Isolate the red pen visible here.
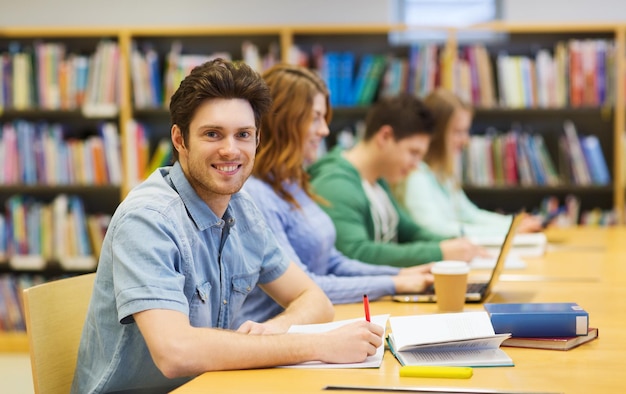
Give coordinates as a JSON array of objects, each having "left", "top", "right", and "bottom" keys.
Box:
[{"left": 363, "top": 294, "right": 371, "bottom": 322}]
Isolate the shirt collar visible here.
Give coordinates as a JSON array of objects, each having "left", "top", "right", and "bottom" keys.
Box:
[{"left": 169, "top": 161, "right": 232, "bottom": 231}]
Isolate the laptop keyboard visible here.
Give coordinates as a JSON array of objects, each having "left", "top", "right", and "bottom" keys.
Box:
[
  {"left": 424, "top": 282, "right": 487, "bottom": 295},
  {"left": 467, "top": 282, "right": 487, "bottom": 293}
]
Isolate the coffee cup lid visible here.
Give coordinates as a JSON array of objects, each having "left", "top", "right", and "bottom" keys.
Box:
[{"left": 431, "top": 261, "right": 470, "bottom": 275}]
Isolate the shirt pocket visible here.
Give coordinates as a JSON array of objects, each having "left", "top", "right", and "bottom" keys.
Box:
[
  {"left": 229, "top": 272, "right": 259, "bottom": 315},
  {"left": 189, "top": 281, "right": 212, "bottom": 327}
]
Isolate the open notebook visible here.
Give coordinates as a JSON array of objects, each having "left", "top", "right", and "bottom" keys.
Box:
[{"left": 392, "top": 213, "right": 524, "bottom": 303}]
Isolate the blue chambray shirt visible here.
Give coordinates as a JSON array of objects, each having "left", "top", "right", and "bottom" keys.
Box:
[{"left": 71, "top": 162, "right": 290, "bottom": 394}]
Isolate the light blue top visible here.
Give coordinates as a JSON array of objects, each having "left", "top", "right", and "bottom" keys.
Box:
[
  {"left": 233, "top": 176, "right": 399, "bottom": 327},
  {"left": 71, "top": 162, "right": 289, "bottom": 394},
  {"left": 402, "top": 162, "right": 512, "bottom": 238}
]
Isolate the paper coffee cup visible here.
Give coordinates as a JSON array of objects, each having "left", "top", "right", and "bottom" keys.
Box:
[{"left": 431, "top": 261, "right": 470, "bottom": 312}]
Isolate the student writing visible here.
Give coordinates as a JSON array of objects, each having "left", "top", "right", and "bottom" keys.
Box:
[{"left": 71, "top": 59, "right": 383, "bottom": 394}]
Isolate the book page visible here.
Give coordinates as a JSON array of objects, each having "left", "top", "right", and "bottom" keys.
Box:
[
  {"left": 282, "top": 314, "right": 389, "bottom": 369},
  {"left": 396, "top": 348, "right": 513, "bottom": 367},
  {"left": 397, "top": 334, "right": 510, "bottom": 352},
  {"left": 389, "top": 312, "right": 497, "bottom": 351}
]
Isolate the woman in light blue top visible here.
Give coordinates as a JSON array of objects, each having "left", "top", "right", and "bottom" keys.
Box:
[
  {"left": 234, "top": 65, "right": 433, "bottom": 327},
  {"left": 397, "top": 88, "right": 542, "bottom": 238}
]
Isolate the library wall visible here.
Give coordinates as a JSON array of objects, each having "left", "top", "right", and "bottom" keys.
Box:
[
  {"left": 502, "top": 0, "right": 626, "bottom": 23},
  {"left": 3, "top": 0, "right": 626, "bottom": 27},
  {"left": 0, "top": 0, "right": 391, "bottom": 26}
]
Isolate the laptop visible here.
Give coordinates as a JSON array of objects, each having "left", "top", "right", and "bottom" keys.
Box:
[{"left": 392, "top": 213, "right": 524, "bottom": 304}]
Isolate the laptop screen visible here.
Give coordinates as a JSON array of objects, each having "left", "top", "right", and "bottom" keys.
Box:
[{"left": 482, "top": 213, "right": 524, "bottom": 297}]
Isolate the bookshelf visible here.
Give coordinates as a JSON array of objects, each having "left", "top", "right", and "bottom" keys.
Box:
[
  {"left": 1, "top": 22, "right": 625, "bottom": 351},
  {"left": 451, "top": 23, "right": 625, "bottom": 220},
  {"left": 0, "top": 27, "right": 128, "bottom": 350}
]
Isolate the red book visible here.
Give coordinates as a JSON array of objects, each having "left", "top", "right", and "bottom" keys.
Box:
[{"left": 501, "top": 327, "right": 598, "bottom": 351}]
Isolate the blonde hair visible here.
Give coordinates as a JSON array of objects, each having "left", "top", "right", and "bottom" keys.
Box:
[
  {"left": 253, "top": 64, "right": 331, "bottom": 208},
  {"left": 423, "top": 88, "right": 473, "bottom": 180}
]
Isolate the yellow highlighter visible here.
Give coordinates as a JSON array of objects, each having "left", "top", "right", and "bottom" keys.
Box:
[{"left": 399, "top": 366, "right": 473, "bottom": 379}]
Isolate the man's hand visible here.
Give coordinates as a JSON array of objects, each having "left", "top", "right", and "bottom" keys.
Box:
[
  {"left": 316, "top": 321, "right": 384, "bottom": 364},
  {"left": 518, "top": 215, "right": 544, "bottom": 233},
  {"left": 439, "top": 238, "right": 489, "bottom": 262},
  {"left": 236, "top": 320, "right": 287, "bottom": 335},
  {"left": 393, "top": 264, "right": 434, "bottom": 293}
]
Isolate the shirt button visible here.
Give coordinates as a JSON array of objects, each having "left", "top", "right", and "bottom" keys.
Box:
[
  {"left": 246, "top": 286, "right": 251, "bottom": 291},
  {"left": 223, "top": 299, "right": 228, "bottom": 305}
]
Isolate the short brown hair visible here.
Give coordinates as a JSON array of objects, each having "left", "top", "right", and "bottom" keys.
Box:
[
  {"left": 169, "top": 58, "right": 272, "bottom": 161},
  {"left": 363, "top": 93, "right": 435, "bottom": 141}
]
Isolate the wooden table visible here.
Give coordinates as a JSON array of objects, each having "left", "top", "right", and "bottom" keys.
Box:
[{"left": 172, "top": 227, "right": 626, "bottom": 394}]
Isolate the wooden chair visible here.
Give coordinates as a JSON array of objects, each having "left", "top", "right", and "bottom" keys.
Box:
[{"left": 23, "top": 273, "right": 96, "bottom": 394}]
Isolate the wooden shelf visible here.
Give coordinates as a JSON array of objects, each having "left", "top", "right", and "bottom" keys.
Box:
[
  {"left": 463, "top": 185, "right": 613, "bottom": 193},
  {"left": 0, "top": 332, "right": 29, "bottom": 353}
]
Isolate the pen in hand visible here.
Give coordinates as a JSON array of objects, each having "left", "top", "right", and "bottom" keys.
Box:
[{"left": 363, "top": 294, "right": 371, "bottom": 322}]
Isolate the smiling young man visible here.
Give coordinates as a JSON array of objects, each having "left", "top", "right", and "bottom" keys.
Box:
[
  {"left": 71, "top": 59, "right": 383, "bottom": 394},
  {"left": 309, "top": 93, "right": 484, "bottom": 268}
]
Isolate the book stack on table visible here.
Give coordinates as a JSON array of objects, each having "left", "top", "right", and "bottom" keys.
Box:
[{"left": 483, "top": 302, "right": 598, "bottom": 350}]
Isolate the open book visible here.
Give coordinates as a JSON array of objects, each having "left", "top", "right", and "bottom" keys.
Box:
[
  {"left": 388, "top": 312, "right": 513, "bottom": 367},
  {"left": 282, "top": 314, "right": 389, "bottom": 369},
  {"left": 469, "top": 233, "right": 547, "bottom": 258}
]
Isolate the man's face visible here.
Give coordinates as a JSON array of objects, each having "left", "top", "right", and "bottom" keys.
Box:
[
  {"left": 383, "top": 133, "right": 431, "bottom": 185},
  {"left": 174, "top": 98, "right": 258, "bottom": 208}
]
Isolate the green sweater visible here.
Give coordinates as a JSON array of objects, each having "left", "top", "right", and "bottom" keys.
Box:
[{"left": 309, "top": 147, "right": 444, "bottom": 267}]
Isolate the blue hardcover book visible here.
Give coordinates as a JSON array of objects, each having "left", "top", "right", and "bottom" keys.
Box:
[
  {"left": 580, "top": 135, "right": 610, "bottom": 185},
  {"left": 324, "top": 52, "right": 340, "bottom": 107},
  {"left": 484, "top": 302, "right": 589, "bottom": 338},
  {"left": 338, "top": 52, "right": 354, "bottom": 106},
  {"left": 352, "top": 54, "right": 374, "bottom": 106}
]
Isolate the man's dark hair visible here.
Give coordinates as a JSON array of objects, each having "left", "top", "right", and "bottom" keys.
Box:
[
  {"left": 363, "top": 93, "right": 435, "bottom": 141},
  {"left": 169, "top": 58, "right": 272, "bottom": 161}
]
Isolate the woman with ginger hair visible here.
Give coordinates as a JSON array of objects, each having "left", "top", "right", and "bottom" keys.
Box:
[{"left": 233, "top": 64, "right": 433, "bottom": 327}]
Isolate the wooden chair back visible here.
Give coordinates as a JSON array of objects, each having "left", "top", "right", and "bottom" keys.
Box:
[{"left": 23, "top": 273, "right": 96, "bottom": 394}]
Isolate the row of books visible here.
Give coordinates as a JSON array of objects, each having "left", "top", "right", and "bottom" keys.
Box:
[
  {"left": 0, "top": 274, "right": 47, "bottom": 332},
  {"left": 0, "top": 121, "right": 122, "bottom": 186},
  {"left": 131, "top": 41, "right": 280, "bottom": 109},
  {"left": 292, "top": 38, "right": 616, "bottom": 110},
  {"left": 538, "top": 194, "right": 617, "bottom": 227},
  {"left": 493, "top": 39, "right": 615, "bottom": 109},
  {"left": 485, "top": 303, "right": 598, "bottom": 351},
  {"left": 0, "top": 40, "right": 121, "bottom": 114},
  {"left": 0, "top": 194, "right": 110, "bottom": 271},
  {"left": 461, "top": 121, "right": 610, "bottom": 187},
  {"left": 2, "top": 38, "right": 618, "bottom": 113},
  {"left": 463, "top": 131, "right": 559, "bottom": 187},
  {"left": 289, "top": 43, "right": 441, "bottom": 107}
]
